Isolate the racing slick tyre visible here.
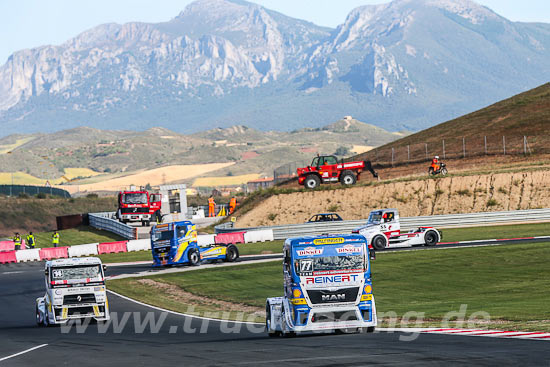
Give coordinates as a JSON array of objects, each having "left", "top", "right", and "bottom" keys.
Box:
[
  {"left": 36, "top": 305, "right": 43, "bottom": 326},
  {"left": 304, "top": 174, "right": 321, "bottom": 189},
  {"left": 188, "top": 249, "right": 200, "bottom": 266},
  {"left": 281, "top": 309, "right": 296, "bottom": 338},
  {"left": 224, "top": 244, "right": 239, "bottom": 262},
  {"left": 362, "top": 326, "right": 375, "bottom": 333},
  {"left": 340, "top": 171, "right": 357, "bottom": 186},
  {"left": 424, "top": 230, "right": 438, "bottom": 246},
  {"left": 372, "top": 235, "right": 387, "bottom": 250},
  {"left": 266, "top": 303, "right": 280, "bottom": 337}
]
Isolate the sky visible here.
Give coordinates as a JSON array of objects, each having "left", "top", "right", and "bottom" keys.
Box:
[{"left": 1, "top": 0, "right": 549, "bottom": 64}]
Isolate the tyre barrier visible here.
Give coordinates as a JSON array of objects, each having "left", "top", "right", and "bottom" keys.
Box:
[
  {"left": 0, "top": 251, "right": 17, "bottom": 264},
  {"left": 0, "top": 241, "right": 15, "bottom": 252},
  {"left": 243, "top": 229, "right": 274, "bottom": 243},
  {"left": 215, "top": 232, "right": 245, "bottom": 245},
  {"left": 39, "top": 247, "right": 69, "bottom": 261},
  {"left": 126, "top": 239, "right": 150, "bottom": 252},
  {"left": 15, "top": 249, "right": 41, "bottom": 262},
  {"left": 98, "top": 241, "right": 128, "bottom": 254},
  {"left": 198, "top": 234, "right": 216, "bottom": 247},
  {"left": 68, "top": 243, "right": 99, "bottom": 257}
]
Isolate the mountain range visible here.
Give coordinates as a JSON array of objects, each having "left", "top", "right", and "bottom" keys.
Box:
[{"left": 0, "top": 0, "right": 549, "bottom": 136}]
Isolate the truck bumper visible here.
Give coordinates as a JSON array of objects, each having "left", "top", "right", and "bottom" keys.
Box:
[
  {"left": 122, "top": 214, "right": 150, "bottom": 222},
  {"left": 51, "top": 303, "right": 110, "bottom": 324}
]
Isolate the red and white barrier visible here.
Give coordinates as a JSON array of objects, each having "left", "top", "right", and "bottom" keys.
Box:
[
  {"left": 215, "top": 232, "right": 245, "bottom": 244},
  {"left": 244, "top": 229, "right": 274, "bottom": 243},
  {"left": 15, "top": 249, "right": 41, "bottom": 262},
  {"left": 68, "top": 243, "right": 99, "bottom": 257},
  {"left": 39, "top": 247, "right": 69, "bottom": 260},
  {"left": 126, "top": 239, "right": 150, "bottom": 252},
  {"left": 0, "top": 251, "right": 17, "bottom": 264},
  {"left": 0, "top": 241, "right": 15, "bottom": 252},
  {"left": 98, "top": 241, "right": 128, "bottom": 254}
]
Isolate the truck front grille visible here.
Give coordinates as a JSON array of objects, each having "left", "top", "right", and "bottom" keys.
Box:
[
  {"left": 307, "top": 287, "right": 360, "bottom": 304},
  {"left": 122, "top": 207, "right": 149, "bottom": 214},
  {"left": 312, "top": 310, "right": 358, "bottom": 323},
  {"left": 63, "top": 293, "right": 96, "bottom": 305}
]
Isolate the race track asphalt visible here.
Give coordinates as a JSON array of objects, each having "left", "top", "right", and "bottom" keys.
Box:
[{"left": 1, "top": 262, "right": 549, "bottom": 366}]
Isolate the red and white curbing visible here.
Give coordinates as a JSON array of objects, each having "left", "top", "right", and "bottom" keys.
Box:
[{"left": 417, "top": 328, "right": 550, "bottom": 341}]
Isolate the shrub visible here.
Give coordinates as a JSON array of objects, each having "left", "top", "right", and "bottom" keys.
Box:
[
  {"left": 456, "top": 189, "right": 472, "bottom": 196},
  {"left": 86, "top": 193, "right": 99, "bottom": 198},
  {"left": 36, "top": 193, "right": 47, "bottom": 199},
  {"left": 434, "top": 188, "right": 445, "bottom": 196},
  {"left": 18, "top": 192, "right": 30, "bottom": 199},
  {"left": 327, "top": 204, "right": 340, "bottom": 212},
  {"left": 267, "top": 213, "right": 277, "bottom": 221},
  {"left": 498, "top": 187, "right": 508, "bottom": 194},
  {"left": 487, "top": 199, "right": 499, "bottom": 207}
]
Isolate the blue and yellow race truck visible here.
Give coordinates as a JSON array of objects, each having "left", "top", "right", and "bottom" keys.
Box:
[
  {"left": 150, "top": 221, "right": 239, "bottom": 267},
  {"left": 266, "top": 234, "right": 377, "bottom": 336}
]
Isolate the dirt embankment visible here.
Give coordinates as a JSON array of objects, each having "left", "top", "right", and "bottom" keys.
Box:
[{"left": 236, "top": 170, "right": 550, "bottom": 227}]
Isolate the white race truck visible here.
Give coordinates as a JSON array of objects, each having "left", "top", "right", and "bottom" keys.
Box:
[
  {"left": 36, "top": 257, "right": 110, "bottom": 326},
  {"left": 266, "top": 234, "right": 377, "bottom": 336},
  {"left": 354, "top": 208, "right": 441, "bottom": 250}
]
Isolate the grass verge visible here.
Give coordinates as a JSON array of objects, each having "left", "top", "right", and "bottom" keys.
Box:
[
  {"left": 108, "top": 242, "right": 550, "bottom": 331},
  {"left": 32, "top": 225, "right": 124, "bottom": 248}
]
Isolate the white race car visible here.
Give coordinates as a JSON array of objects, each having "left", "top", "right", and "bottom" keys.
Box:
[
  {"left": 354, "top": 209, "right": 441, "bottom": 250},
  {"left": 36, "top": 257, "right": 110, "bottom": 326}
]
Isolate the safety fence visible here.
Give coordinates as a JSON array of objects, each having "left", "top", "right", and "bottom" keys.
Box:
[
  {"left": 0, "top": 229, "right": 275, "bottom": 264},
  {"left": 215, "top": 208, "right": 550, "bottom": 240},
  {"left": 273, "top": 160, "right": 309, "bottom": 184},
  {"left": 360, "top": 135, "right": 547, "bottom": 167},
  {"left": 0, "top": 184, "right": 71, "bottom": 198},
  {"left": 89, "top": 212, "right": 137, "bottom": 240}
]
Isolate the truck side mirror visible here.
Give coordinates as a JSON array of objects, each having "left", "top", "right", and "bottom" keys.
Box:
[
  {"left": 44, "top": 269, "right": 49, "bottom": 276},
  {"left": 103, "top": 265, "right": 107, "bottom": 273},
  {"left": 369, "top": 250, "right": 376, "bottom": 261}
]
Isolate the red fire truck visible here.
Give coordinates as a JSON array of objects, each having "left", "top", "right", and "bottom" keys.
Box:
[
  {"left": 297, "top": 155, "right": 378, "bottom": 189},
  {"left": 116, "top": 190, "right": 162, "bottom": 226}
]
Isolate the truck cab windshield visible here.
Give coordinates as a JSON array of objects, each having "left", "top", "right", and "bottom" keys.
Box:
[
  {"left": 296, "top": 255, "right": 364, "bottom": 275},
  {"left": 50, "top": 265, "right": 102, "bottom": 284},
  {"left": 151, "top": 230, "right": 173, "bottom": 242},
  {"left": 367, "top": 211, "right": 383, "bottom": 225},
  {"left": 122, "top": 193, "right": 148, "bottom": 204}
]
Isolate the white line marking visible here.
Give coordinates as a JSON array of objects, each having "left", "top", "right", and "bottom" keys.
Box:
[
  {"left": 0, "top": 344, "right": 48, "bottom": 362},
  {"left": 0, "top": 271, "right": 24, "bottom": 275},
  {"left": 107, "top": 289, "right": 262, "bottom": 325}
]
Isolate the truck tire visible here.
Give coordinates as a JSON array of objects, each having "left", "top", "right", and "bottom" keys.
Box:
[
  {"left": 340, "top": 170, "right": 357, "bottom": 186},
  {"left": 188, "top": 249, "right": 200, "bottom": 266},
  {"left": 266, "top": 303, "right": 280, "bottom": 337},
  {"left": 424, "top": 230, "right": 438, "bottom": 246},
  {"left": 362, "top": 326, "right": 375, "bottom": 333},
  {"left": 304, "top": 175, "right": 321, "bottom": 189},
  {"left": 224, "top": 245, "right": 239, "bottom": 262},
  {"left": 36, "top": 305, "right": 43, "bottom": 326},
  {"left": 372, "top": 235, "right": 387, "bottom": 250}
]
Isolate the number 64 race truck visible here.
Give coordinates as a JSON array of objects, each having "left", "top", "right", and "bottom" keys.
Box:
[
  {"left": 266, "top": 234, "right": 377, "bottom": 336},
  {"left": 353, "top": 209, "right": 441, "bottom": 250},
  {"left": 36, "top": 257, "right": 110, "bottom": 326}
]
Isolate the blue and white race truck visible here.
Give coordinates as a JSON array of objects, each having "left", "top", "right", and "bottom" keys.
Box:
[
  {"left": 266, "top": 234, "right": 376, "bottom": 336},
  {"left": 150, "top": 221, "right": 239, "bottom": 267}
]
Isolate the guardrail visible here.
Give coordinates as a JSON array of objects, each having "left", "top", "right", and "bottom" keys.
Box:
[
  {"left": 216, "top": 208, "right": 550, "bottom": 240},
  {"left": 89, "top": 212, "right": 137, "bottom": 240}
]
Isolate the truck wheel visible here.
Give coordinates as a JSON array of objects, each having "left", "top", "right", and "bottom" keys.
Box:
[
  {"left": 304, "top": 175, "right": 320, "bottom": 189},
  {"left": 266, "top": 303, "right": 280, "bottom": 337},
  {"left": 188, "top": 249, "right": 200, "bottom": 266},
  {"left": 372, "top": 235, "right": 387, "bottom": 250},
  {"left": 340, "top": 171, "right": 357, "bottom": 186},
  {"left": 362, "top": 326, "right": 375, "bottom": 333},
  {"left": 144, "top": 220, "right": 150, "bottom": 227},
  {"left": 424, "top": 230, "right": 438, "bottom": 246},
  {"left": 224, "top": 245, "right": 239, "bottom": 262},
  {"left": 36, "top": 305, "right": 43, "bottom": 326}
]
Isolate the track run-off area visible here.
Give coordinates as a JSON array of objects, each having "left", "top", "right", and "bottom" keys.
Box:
[{"left": 1, "top": 237, "right": 550, "bottom": 365}]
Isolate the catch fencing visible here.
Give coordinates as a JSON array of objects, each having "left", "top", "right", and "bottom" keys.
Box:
[
  {"left": 0, "top": 185, "right": 70, "bottom": 198},
  {"left": 361, "top": 135, "right": 546, "bottom": 167},
  {"left": 216, "top": 208, "right": 550, "bottom": 240}
]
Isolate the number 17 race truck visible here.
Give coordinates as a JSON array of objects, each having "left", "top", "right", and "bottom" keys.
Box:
[
  {"left": 150, "top": 221, "right": 239, "bottom": 267},
  {"left": 266, "top": 234, "right": 377, "bottom": 336},
  {"left": 36, "top": 257, "right": 110, "bottom": 326},
  {"left": 353, "top": 209, "right": 441, "bottom": 250}
]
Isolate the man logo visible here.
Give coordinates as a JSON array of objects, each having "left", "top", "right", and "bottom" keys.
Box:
[
  {"left": 321, "top": 294, "right": 346, "bottom": 302},
  {"left": 133, "top": 208, "right": 138, "bottom": 213}
]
